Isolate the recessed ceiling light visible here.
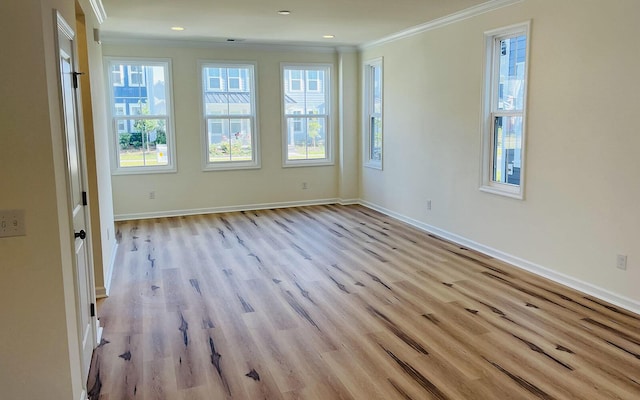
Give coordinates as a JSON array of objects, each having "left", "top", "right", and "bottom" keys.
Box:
[
  {"left": 323, "top": 35, "right": 335, "bottom": 39},
  {"left": 171, "top": 26, "right": 185, "bottom": 31},
  {"left": 277, "top": 10, "right": 291, "bottom": 15}
]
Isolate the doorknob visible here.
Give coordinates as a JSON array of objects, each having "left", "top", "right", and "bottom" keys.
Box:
[{"left": 74, "top": 230, "right": 86, "bottom": 240}]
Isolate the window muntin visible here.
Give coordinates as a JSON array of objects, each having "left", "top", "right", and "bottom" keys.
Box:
[
  {"left": 481, "top": 23, "right": 529, "bottom": 198},
  {"left": 364, "top": 58, "right": 383, "bottom": 169},
  {"left": 282, "top": 64, "right": 332, "bottom": 166},
  {"left": 107, "top": 58, "right": 174, "bottom": 173},
  {"left": 201, "top": 62, "right": 258, "bottom": 169}
]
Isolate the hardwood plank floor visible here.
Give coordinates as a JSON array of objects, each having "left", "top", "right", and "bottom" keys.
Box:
[{"left": 88, "top": 204, "right": 640, "bottom": 399}]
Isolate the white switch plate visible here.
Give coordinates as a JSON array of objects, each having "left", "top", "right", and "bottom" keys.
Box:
[{"left": 0, "top": 209, "right": 26, "bottom": 238}]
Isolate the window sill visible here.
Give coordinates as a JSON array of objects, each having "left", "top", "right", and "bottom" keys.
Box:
[
  {"left": 112, "top": 165, "right": 177, "bottom": 176},
  {"left": 364, "top": 161, "right": 382, "bottom": 170},
  {"left": 283, "top": 160, "right": 335, "bottom": 168},
  {"left": 203, "top": 162, "right": 261, "bottom": 172},
  {"left": 479, "top": 184, "right": 523, "bottom": 200}
]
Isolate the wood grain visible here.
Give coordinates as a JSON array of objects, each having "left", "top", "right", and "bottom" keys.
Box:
[{"left": 88, "top": 205, "right": 640, "bottom": 399}]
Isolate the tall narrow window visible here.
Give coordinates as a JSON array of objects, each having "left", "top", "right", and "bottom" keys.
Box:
[
  {"left": 201, "top": 62, "right": 258, "bottom": 170},
  {"left": 282, "top": 64, "right": 332, "bottom": 166},
  {"left": 206, "top": 68, "right": 222, "bottom": 91},
  {"left": 111, "top": 65, "right": 124, "bottom": 87},
  {"left": 227, "top": 68, "right": 242, "bottom": 91},
  {"left": 106, "top": 58, "right": 175, "bottom": 173},
  {"left": 481, "top": 23, "right": 530, "bottom": 198},
  {"left": 364, "top": 58, "right": 383, "bottom": 169},
  {"left": 128, "top": 65, "right": 146, "bottom": 87}
]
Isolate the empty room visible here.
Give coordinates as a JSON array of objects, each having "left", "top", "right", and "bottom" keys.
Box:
[{"left": 1, "top": 0, "right": 639, "bottom": 399}]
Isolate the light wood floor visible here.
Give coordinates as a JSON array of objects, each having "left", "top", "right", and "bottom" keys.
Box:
[{"left": 88, "top": 204, "right": 640, "bottom": 399}]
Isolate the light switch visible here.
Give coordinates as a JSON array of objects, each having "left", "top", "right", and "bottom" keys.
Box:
[{"left": 0, "top": 209, "right": 26, "bottom": 238}]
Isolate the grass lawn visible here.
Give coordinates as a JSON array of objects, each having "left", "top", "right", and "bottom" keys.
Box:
[{"left": 119, "top": 150, "right": 167, "bottom": 167}]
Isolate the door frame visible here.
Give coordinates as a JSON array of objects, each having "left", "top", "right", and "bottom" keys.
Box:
[{"left": 54, "top": 10, "right": 98, "bottom": 395}]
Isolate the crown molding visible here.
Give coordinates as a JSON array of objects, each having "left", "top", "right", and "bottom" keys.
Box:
[
  {"left": 360, "top": 0, "right": 524, "bottom": 49},
  {"left": 89, "top": 0, "right": 107, "bottom": 24},
  {"left": 100, "top": 36, "right": 357, "bottom": 54}
]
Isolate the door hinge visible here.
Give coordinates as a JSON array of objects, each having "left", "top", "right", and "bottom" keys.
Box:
[
  {"left": 72, "top": 71, "right": 85, "bottom": 89},
  {"left": 82, "top": 191, "right": 88, "bottom": 206},
  {"left": 90, "top": 303, "right": 96, "bottom": 318}
]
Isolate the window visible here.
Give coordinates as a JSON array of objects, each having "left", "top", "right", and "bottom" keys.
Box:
[
  {"left": 114, "top": 103, "right": 126, "bottom": 133},
  {"left": 227, "top": 68, "right": 242, "bottom": 91},
  {"left": 307, "top": 70, "right": 320, "bottom": 92},
  {"left": 201, "top": 62, "right": 258, "bottom": 169},
  {"left": 128, "top": 65, "right": 146, "bottom": 87},
  {"left": 364, "top": 58, "right": 383, "bottom": 169},
  {"left": 206, "top": 68, "right": 222, "bottom": 91},
  {"left": 106, "top": 58, "right": 175, "bottom": 173},
  {"left": 282, "top": 64, "right": 332, "bottom": 166},
  {"left": 111, "top": 65, "right": 124, "bottom": 86},
  {"left": 481, "top": 22, "right": 530, "bottom": 198},
  {"left": 289, "top": 70, "right": 303, "bottom": 92}
]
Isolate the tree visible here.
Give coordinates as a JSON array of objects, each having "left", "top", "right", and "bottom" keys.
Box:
[
  {"left": 132, "top": 103, "right": 165, "bottom": 150},
  {"left": 308, "top": 118, "right": 321, "bottom": 148}
]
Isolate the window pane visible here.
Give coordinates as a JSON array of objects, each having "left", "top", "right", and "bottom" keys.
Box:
[
  {"left": 370, "top": 116, "right": 382, "bottom": 161},
  {"left": 497, "top": 35, "right": 526, "bottom": 111},
  {"left": 207, "top": 118, "right": 252, "bottom": 163},
  {"left": 373, "top": 66, "right": 382, "bottom": 114},
  {"left": 492, "top": 115, "right": 523, "bottom": 185},
  {"left": 286, "top": 116, "right": 326, "bottom": 160},
  {"left": 117, "top": 118, "right": 168, "bottom": 167}
]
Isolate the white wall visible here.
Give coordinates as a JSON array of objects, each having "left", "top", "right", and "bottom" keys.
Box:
[
  {"left": 103, "top": 42, "right": 361, "bottom": 219},
  {"left": 0, "top": 0, "right": 86, "bottom": 398},
  {"left": 360, "top": 0, "right": 640, "bottom": 307}
]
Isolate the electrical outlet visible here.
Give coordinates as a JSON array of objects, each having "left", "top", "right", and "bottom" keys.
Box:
[
  {"left": 302, "top": 182, "right": 309, "bottom": 190},
  {"left": 427, "top": 200, "right": 432, "bottom": 211},
  {"left": 616, "top": 254, "right": 627, "bottom": 270},
  {"left": 0, "top": 209, "right": 26, "bottom": 238},
  {"left": 149, "top": 191, "right": 156, "bottom": 200}
]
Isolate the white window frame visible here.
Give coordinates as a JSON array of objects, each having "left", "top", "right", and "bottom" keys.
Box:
[
  {"left": 480, "top": 22, "right": 530, "bottom": 199},
  {"left": 363, "top": 57, "right": 383, "bottom": 170},
  {"left": 127, "top": 64, "right": 146, "bottom": 87},
  {"left": 105, "top": 57, "right": 176, "bottom": 175},
  {"left": 281, "top": 63, "right": 333, "bottom": 167},
  {"left": 199, "top": 61, "right": 260, "bottom": 171}
]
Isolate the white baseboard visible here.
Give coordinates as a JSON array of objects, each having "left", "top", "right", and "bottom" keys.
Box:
[
  {"left": 114, "top": 198, "right": 341, "bottom": 221},
  {"left": 339, "top": 198, "right": 360, "bottom": 205},
  {"left": 360, "top": 200, "right": 640, "bottom": 315}
]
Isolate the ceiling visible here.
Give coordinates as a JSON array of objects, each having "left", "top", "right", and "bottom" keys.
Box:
[{"left": 99, "top": 0, "right": 489, "bottom": 47}]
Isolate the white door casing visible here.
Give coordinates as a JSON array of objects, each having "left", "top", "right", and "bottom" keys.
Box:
[{"left": 56, "top": 12, "right": 97, "bottom": 391}]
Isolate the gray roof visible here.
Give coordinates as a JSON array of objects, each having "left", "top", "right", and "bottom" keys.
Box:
[{"left": 205, "top": 92, "right": 296, "bottom": 103}]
